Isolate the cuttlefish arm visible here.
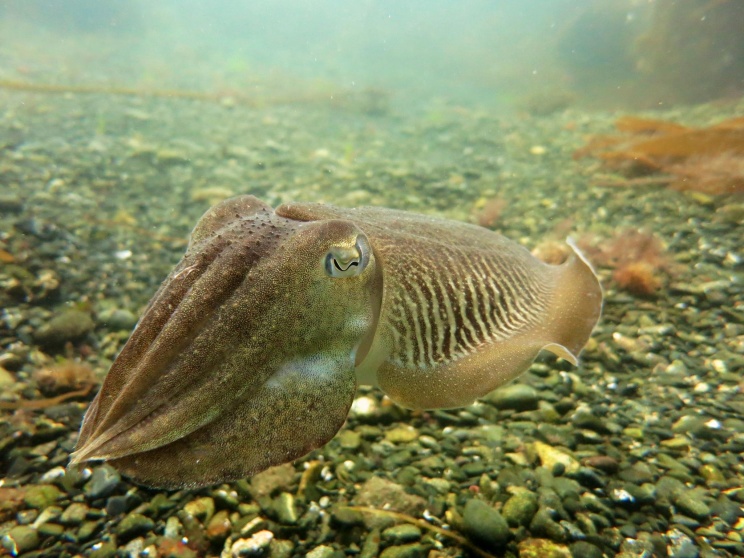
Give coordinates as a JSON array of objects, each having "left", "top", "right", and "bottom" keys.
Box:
[{"left": 71, "top": 195, "right": 601, "bottom": 489}]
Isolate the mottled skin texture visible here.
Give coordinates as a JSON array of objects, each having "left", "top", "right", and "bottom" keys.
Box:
[{"left": 72, "top": 195, "right": 602, "bottom": 489}]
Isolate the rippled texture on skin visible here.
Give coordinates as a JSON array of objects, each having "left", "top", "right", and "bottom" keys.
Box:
[{"left": 72, "top": 195, "right": 602, "bottom": 488}]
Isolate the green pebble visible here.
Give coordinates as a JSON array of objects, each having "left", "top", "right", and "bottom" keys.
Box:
[
  {"left": 570, "top": 541, "right": 604, "bottom": 558},
  {"left": 89, "top": 541, "right": 117, "bottom": 558},
  {"left": 77, "top": 520, "right": 101, "bottom": 542},
  {"left": 485, "top": 383, "right": 539, "bottom": 411},
  {"left": 379, "top": 543, "right": 426, "bottom": 558},
  {"left": 306, "top": 545, "right": 336, "bottom": 558},
  {"left": 269, "top": 539, "right": 295, "bottom": 558},
  {"left": 116, "top": 512, "right": 155, "bottom": 540},
  {"left": 60, "top": 502, "right": 89, "bottom": 525},
  {"left": 384, "top": 426, "right": 419, "bottom": 443},
  {"left": 382, "top": 524, "right": 422, "bottom": 544},
  {"left": 530, "top": 507, "right": 567, "bottom": 542},
  {"left": 502, "top": 491, "right": 539, "bottom": 527},
  {"left": 34, "top": 310, "right": 94, "bottom": 346},
  {"left": 623, "top": 427, "right": 644, "bottom": 440},
  {"left": 462, "top": 499, "right": 511, "bottom": 549},
  {"left": 37, "top": 522, "right": 65, "bottom": 537},
  {"left": 331, "top": 506, "right": 365, "bottom": 526},
  {"left": 518, "top": 537, "right": 571, "bottom": 558},
  {"left": 675, "top": 491, "right": 711, "bottom": 520},
  {"left": 700, "top": 464, "right": 725, "bottom": 483},
  {"left": 359, "top": 529, "right": 381, "bottom": 558},
  {"left": 184, "top": 496, "right": 215, "bottom": 523},
  {"left": 2, "top": 526, "right": 41, "bottom": 555},
  {"left": 150, "top": 493, "right": 177, "bottom": 514},
  {"left": 338, "top": 429, "right": 362, "bottom": 449},
  {"left": 23, "top": 484, "right": 62, "bottom": 509},
  {"left": 273, "top": 492, "right": 298, "bottom": 524}
]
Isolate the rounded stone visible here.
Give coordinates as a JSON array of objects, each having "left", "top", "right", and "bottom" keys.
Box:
[
  {"left": 462, "top": 499, "right": 511, "bottom": 549},
  {"left": 115, "top": 513, "right": 155, "bottom": 540},
  {"left": 84, "top": 465, "right": 121, "bottom": 499},
  {"left": 485, "top": 383, "right": 539, "bottom": 411},
  {"left": 379, "top": 544, "right": 425, "bottom": 558},
  {"left": 674, "top": 491, "right": 711, "bottom": 520},
  {"left": 184, "top": 496, "right": 215, "bottom": 523},
  {"left": 34, "top": 310, "right": 94, "bottom": 346},
  {"left": 381, "top": 524, "right": 422, "bottom": 544},
  {"left": 502, "top": 491, "right": 539, "bottom": 527},
  {"left": 23, "top": 484, "right": 62, "bottom": 509},
  {"left": 2, "top": 525, "right": 41, "bottom": 555}
]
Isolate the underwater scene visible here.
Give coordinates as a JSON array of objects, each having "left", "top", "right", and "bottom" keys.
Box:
[{"left": 1, "top": 1, "right": 743, "bottom": 557}]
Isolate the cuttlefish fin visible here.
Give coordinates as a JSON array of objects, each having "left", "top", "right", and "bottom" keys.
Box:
[{"left": 375, "top": 241, "right": 602, "bottom": 410}]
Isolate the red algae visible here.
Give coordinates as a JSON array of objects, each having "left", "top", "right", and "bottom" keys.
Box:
[
  {"left": 576, "top": 115, "right": 744, "bottom": 195},
  {"left": 576, "top": 229, "right": 672, "bottom": 296}
]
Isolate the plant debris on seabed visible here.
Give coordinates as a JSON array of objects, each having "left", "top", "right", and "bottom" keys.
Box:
[{"left": 574, "top": 115, "right": 744, "bottom": 196}]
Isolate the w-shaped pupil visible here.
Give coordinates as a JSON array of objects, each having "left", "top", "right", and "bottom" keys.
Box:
[{"left": 334, "top": 259, "right": 359, "bottom": 272}]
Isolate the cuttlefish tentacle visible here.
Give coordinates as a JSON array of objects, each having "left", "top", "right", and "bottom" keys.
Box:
[{"left": 72, "top": 195, "right": 601, "bottom": 488}]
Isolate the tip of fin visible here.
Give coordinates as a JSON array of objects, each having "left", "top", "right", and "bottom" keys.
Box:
[{"left": 542, "top": 342, "right": 579, "bottom": 365}]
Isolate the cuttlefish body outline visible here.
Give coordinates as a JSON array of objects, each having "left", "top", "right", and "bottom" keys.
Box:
[{"left": 71, "top": 195, "right": 602, "bottom": 488}]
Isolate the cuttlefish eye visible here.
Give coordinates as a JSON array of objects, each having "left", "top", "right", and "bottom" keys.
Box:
[{"left": 324, "top": 235, "right": 371, "bottom": 278}]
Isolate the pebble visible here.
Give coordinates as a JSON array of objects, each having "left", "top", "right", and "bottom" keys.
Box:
[
  {"left": 570, "top": 541, "right": 604, "bottom": 558},
  {"left": 354, "top": 477, "right": 426, "bottom": 515},
  {"left": 273, "top": 492, "right": 298, "bottom": 524},
  {"left": 84, "top": 465, "right": 121, "bottom": 499},
  {"left": 384, "top": 425, "right": 419, "bottom": 443},
  {"left": 381, "top": 524, "right": 422, "bottom": 544},
  {"left": 115, "top": 513, "right": 155, "bottom": 540},
  {"left": 485, "top": 383, "right": 539, "bottom": 411},
  {"left": 379, "top": 543, "right": 426, "bottom": 558},
  {"left": 184, "top": 496, "right": 215, "bottom": 523},
  {"left": 23, "top": 484, "right": 62, "bottom": 509},
  {"left": 99, "top": 308, "right": 138, "bottom": 331},
  {"left": 33, "top": 309, "right": 95, "bottom": 346},
  {"left": 517, "top": 537, "right": 571, "bottom": 558},
  {"left": 231, "top": 530, "right": 274, "bottom": 557},
  {"left": 502, "top": 490, "right": 539, "bottom": 527},
  {"left": 338, "top": 429, "right": 362, "bottom": 449},
  {"left": 462, "top": 499, "right": 511, "bottom": 549},
  {"left": 60, "top": 502, "right": 89, "bottom": 525},
  {"left": 533, "top": 441, "right": 580, "bottom": 474},
  {"left": 674, "top": 491, "right": 711, "bottom": 520},
  {"left": 2, "top": 525, "right": 40, "bottom": 555}
]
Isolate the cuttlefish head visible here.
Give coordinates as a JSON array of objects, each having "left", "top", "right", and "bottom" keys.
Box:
[{"left": 71, "top": 196, "right": 380, "bottom": 488}]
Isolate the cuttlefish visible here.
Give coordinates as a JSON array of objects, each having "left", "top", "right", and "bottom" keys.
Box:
[{"left": 71, "top": 195, "right": 602, "bottom": 489}]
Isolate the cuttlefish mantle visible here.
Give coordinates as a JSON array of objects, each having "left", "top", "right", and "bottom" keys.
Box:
[{"left": 71, "top": 195, "right": 602, "bottom": 488}]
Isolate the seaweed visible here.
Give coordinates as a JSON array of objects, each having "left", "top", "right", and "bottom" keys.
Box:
[
  {"left": 576, "top": 229, "right": 672, "bottom": 297},
  {"left": 575, "top": 115, "right": 744, "bottom": 195}
]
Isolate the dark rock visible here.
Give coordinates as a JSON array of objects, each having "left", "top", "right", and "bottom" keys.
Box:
[
  {"left": 381, "top": 524, "right": 422, "bottom": 544},
  {"left": 0, "top": 194, "right": 24, "bottom": 213},
  {"left": 710, "top": 495, "right": 742, "bottom": 526},
  {"left": 570, "top": 541, "right": 604, "bottom": 558},
  {"left": 115, "top": 512, "right": 155, "bottom": 540},
  {"left": 674, "top": 491, "right": 710, "bottom": 521},
  {"left": 84, "top": 465, "right": 121, "bottom": 500},
  {"left": 34, "top": 309, "right": 94, "bottom": 346},
  {"left": 530, "top": 507, "right": 567, "bottom": 542},
  {"left": 485, "top": 383, "right": 539, "bottom": 411},
  {"left": 462, "top": 499, "right": 511, "bottom": 549}
]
